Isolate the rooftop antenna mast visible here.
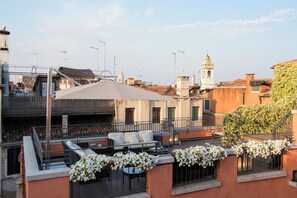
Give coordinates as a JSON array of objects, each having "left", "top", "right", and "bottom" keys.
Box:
[
  {"left": 60, "top": 50, "right": 67, "bottom": 66},
  {"left": 113, "top": 56, "right": 116, "bottom": 76},
  {"left": 178, "top": 50, "right": 185, "bottom": 72},
  {"left": 172, "top": 52, "right": 176, "bottom": 81}
]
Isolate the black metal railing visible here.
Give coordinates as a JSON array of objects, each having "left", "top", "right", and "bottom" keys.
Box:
[
  {"left": 272, "top": 112, "right": 293, "bottom": 142},
  {"left": 172, "top": 162, "right": 216, "bottom": 186},
  {"left": 71, "top": 168, "right": 146, "bottom": 198},
  {"left": 33, "top": 117, "right": 204, "bottom": 141},
  {"left": 237, "top": 153, "right": 282, "bottom": 175},
  {"left": 2, "top": 96, "right": 114, "bottom": 117},
  {"left": 32, "top": 127, "right": 44, "bottom": 167}
]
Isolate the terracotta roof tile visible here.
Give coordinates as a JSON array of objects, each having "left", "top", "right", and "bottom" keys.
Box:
[{"left": 142, "top": 85, "right": 176, "bottom": 96}]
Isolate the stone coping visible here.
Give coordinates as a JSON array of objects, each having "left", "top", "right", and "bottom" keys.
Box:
[
  {"left": 237, "top": 171, "right": 287, "bottom": 183},
  {"left": 117, "top": 192, "right": 150, "bottom": 198},
  {"left": 23, "top": 136, "right": 70, "bottom": 182},
  {"left": 289, "top": 181, "right": 297, "bottom": 188},
  {"left": 172, "top": 180, "right": 221, "bottom": 195},
  {"left": 50, "top": 136, "right": 107, "bottom": 145},
  {"left": 156, "top": 155, "right": 175, "bottom": 165},
  {"left": 23, "top": 135, "right": 172, "bottom": 181}
]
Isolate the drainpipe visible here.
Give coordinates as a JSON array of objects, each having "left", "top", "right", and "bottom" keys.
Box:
[{"left": 242, "top": 90, "right": 246, "bottom": 105}]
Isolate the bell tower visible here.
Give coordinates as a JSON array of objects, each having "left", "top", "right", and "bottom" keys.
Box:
[
  {"left": 200, "top": 54, "right": 214, "bottom": 90},
  {"left": 0, "top": 25, "right": 10, "bottom": 96},
  {"left": 0, "top": 25, "right": 9, "bottom": 64}
]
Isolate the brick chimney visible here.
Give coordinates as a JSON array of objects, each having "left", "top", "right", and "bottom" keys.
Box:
[
  {"left": 176, "top": 76, "right": 189, "bottom": 97},
  {"left": 245, "top": 73, "right": 254, "bottom": 87}
]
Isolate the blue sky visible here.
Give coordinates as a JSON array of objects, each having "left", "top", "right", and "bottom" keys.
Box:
[{"left": 2, "top": 0, "right": 297, "bottom": 84}]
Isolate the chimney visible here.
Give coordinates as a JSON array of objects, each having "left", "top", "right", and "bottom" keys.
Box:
[
  {"left": 127, "top": 78, "right": 135, "bottom": 85},
  {"left": 176, "top": 76, "right": 189, "bottom": 97},
  {"left": 245, "top": 73, "right": 255, "bottom": 88}
]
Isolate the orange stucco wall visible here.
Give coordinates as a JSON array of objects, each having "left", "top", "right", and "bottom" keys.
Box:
[
  {"left": 26, "top": 176, "right": 69, "bottom": 198},
  {"left": 178, "top": 128, "right": 221, "bottom": 140},
  {"left": 204, "top": 87, "right": 245, "bottom": 114},
  {"left": 147, "top": 163, "right": 173, "bottom": 198},
  {"left": 146, "top": 149, "right": 297, "bottom": 198}
]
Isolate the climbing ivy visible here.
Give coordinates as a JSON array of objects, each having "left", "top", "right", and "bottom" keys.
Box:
[
  {"left": 271, "top": 64, "right": 297, "bottom": 102},
  {"left": 222, "top": 63, "right": 297, "bottom": 147}
]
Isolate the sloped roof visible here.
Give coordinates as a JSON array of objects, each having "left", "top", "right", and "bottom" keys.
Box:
[
  {"left": 142, "top": 85, "right": 176, "bottom": 96},
  {"left": 218, "top": 79, "right": 246, "bottom": 87},
  {"left": 55, "top": 80, "right": 172, "bottom": 100},
  {"left": 58, "top": 67, "right": 95, "bottom": 79}
]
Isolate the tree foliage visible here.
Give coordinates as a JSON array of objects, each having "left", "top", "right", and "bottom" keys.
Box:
[
  {"left": 271, "top": 64, "right": 297, "bottom": 103},
  {"left": 222, "top": 63, "right": 297, "bottom": 147}
]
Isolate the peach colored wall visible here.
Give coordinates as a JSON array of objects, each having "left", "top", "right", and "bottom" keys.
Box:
[
  {"left": 178, "top": 128, "right": 221, "bottom": 140},
  {"left": 147, "top": 164, "right": 173, "bottom": 198},
  {"left": 146, "top": 149, "right": 297, "bottom": 198},
  {"left": 204, "top": 87, "right": 245, "bottom": 114},
  {"left": 26, "top": 176, "right": 69, "bottom": 198}
]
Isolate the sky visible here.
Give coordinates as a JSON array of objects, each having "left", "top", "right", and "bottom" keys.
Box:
[{"left": 1, "top": 0, "right": 297, "bottom": 84}]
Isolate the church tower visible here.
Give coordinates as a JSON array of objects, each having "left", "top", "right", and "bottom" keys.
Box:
[
  {"left": 117, "top": 68, "right": 124, "bottom": 83},
  {"left": 0, "top": 25, "right": 10, "bottom": 96},
  {"left": 200, "top": 54, "right": 214, "bottom": 90}
]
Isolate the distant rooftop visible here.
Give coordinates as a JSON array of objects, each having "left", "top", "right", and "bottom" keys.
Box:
[{"left": 58, "top": 67, "right": 95, "bottom": 79}]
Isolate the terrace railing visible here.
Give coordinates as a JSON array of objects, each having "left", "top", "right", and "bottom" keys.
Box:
[
  {"left": 32, "top": 127, "right": 44, "bottom": 167},
  {"left": 33, "top": 117, "right": 204, "bottom": 141},
  {"left": 272, "top": 111, "right": 293, "bottom": 142},
  {"left": 172, "top": 162, "right": 216, "bottom": 187},
  {"left": 237, "top": 153, "right": 282, "bottom": 175},
  {"left": 71, "top": 168, "right": 146, "bottom": 198},
  {"left": 2, "top": 96, "right": 114, "bottom": 117}
]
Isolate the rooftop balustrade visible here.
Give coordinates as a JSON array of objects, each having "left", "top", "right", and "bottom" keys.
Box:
[{"left": 2, "top": 96, "right": 114, "bottom": 117}]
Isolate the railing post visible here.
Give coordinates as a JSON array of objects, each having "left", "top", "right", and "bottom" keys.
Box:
[
  {"left": 62, "top": 115, "right": 68, "bottom": 137},
  {"left": 292, "top": 110, "right": 297, "bottom": 144}
]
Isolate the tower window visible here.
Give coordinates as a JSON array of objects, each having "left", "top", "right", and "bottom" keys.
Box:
[{"left": 207, "top": 71, "right": 211, "bottom": 78}]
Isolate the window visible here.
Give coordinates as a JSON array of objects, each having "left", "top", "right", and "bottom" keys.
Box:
[
  {"left": 7, "top": 147, "right": 21, "bottom": 175},
  {"left": 125, "top": 108, "right": 135, "bottom": 124},
  {"left": 204, "top": 99, "right": 210, "bottom": 112},
  {"left": 168, "top": 107, "right": 176, "bottom": 122},
  {"left": 152, "top": 107, "right": 161, "bottom": 123},
  {"left": 252, "top": 86, "right": 260, "bottom": 92},
  {"left": 207, "top": 71, "right": 211, "bottom": 78},
  {"left": 42, "top": 82, "right": 56, "bottom": 97},
  {"left": 192, "top": 106, "right": 199, "bottom": 120}
]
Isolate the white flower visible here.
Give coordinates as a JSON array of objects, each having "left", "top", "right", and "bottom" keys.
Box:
[
  {"left": 173, "top": 144, "right": 227, "bottom": 168},
  {"left": 232, "top": 139, "right": 290, "bottom": 159},
  {"left": 69, "top": 151, "right": 158, "bottom": 182}
]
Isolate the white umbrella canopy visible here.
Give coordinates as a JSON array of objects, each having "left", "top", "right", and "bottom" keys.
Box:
[{"left": 55, "top": 80, "right": 172, "bottom": 101}]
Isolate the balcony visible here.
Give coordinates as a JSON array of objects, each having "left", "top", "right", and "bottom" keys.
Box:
[
  {"left": 2, "top": 96, "right": 114, "bottom": 117},
  {"left": 22, "top": 135, "right": 297, "bottom": 198}
]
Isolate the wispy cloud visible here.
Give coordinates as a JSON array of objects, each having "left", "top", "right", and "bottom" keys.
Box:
[
  {"left": 144, "top": 6, "right": 155, "bottom": 16},
  {"left": 142, "top": 9, "right": 296, "bottom": 37}
]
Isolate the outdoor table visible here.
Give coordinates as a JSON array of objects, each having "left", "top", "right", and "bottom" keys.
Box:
[{"left": 122, "top": 167, "right": 144, "bottom": 190}]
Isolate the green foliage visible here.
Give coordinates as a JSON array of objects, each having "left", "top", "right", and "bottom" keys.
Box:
[
  {"left": 271, "top": 64, "right": 297, "bottom": 103},
  {"left": 222, "top": 63, "right": 297, "bottom": 147}
]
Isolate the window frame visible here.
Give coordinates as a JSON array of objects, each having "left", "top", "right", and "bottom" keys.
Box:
[
  {"left": 167, "top": 107, "right": 176, "bottom": 122},
  {"left": 192, "top": 106, "right": 200, "bottom": 121},
  {"left": 125, "top": 108, "right": 135, "bottom": 124},
  {"left": 152, "top": 107, "right": 161, "bottom": 123},
  {"left": 204, "top": 99, "right": 210, "bottom": 112}
]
